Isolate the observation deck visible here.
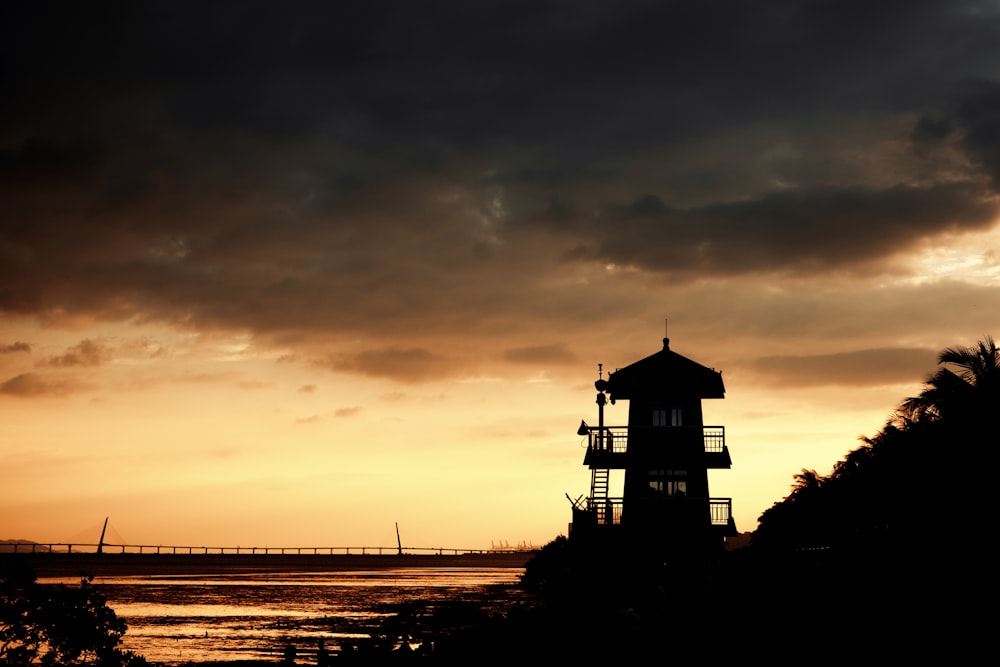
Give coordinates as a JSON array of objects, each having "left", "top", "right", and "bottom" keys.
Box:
[{"left": 582, "top": 425, "right": 731, "bottom": 468}]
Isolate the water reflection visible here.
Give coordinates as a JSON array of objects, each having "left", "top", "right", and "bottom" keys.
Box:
[{"left": 40, "top": 568, "right": 525, "bottom": 664}]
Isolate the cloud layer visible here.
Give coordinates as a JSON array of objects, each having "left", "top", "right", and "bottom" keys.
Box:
[{"left": 3, "top": 2, "right": 1000, "bottom": 382}]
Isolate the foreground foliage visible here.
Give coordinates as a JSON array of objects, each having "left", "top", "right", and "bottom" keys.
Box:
[
  {"left": 0, "top": 559, "right": 146, "bottom": 666},
  {"left": 754, "top": 336, "right": 996, "bottom": 557}
]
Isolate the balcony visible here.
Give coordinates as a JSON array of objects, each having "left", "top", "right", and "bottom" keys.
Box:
[
  {"left": 574, "top": 497, "right": 734, "bottom": 530},
  {"left": 711, "top": 497, "right": 739, "bottom": 536},
  {"left": 709, "top": 497, "right": 732, "bottom": 526},
  {"left": 584, "top": 497, "right": 624, "bottom": 525},
  {"left": 581, "top": 425, "right": 731, "bottom": 468},
  {"left": 582, "top": 426, "right": 628, "bottom": 468},
  {"left": 582, "top": 426, "right": 629, "bottom": 453}
]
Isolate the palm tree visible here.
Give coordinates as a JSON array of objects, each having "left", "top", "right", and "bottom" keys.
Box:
[
  {"left": 939, "top": 336, "right": 1000, "bottom": 394},
  {"left": 894, "top": 336, "right": 996, "bottom": 546},
  {"left": 790, "top": 468, "right": 824, "bottom": 496},
  {"left": 901, "top": 335, "right": 1000, "bottom": 423},
  {"left": 754, "top": 337, "right": 997, "bottom": 556}
]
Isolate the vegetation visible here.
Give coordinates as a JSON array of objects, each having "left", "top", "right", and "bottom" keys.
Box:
[
  {"left": 754, "top": 336, "right": 996, "bottom": 558},
  {"left": 0, "top": 559, "right": 146, "bottom": 666}
]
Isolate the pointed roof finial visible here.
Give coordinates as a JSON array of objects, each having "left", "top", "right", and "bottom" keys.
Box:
[{"left": 664, "top": 318, "right": 670, "bottom": 349}]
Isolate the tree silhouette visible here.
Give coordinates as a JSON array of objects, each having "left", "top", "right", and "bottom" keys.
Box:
[
  {"left": 755, "top": 336, "right": 996, "bottom": 557},
  {"left": 902, "top": 335, "right": 1000, "bottom": 423},
  {"left": 0, "top": 559, "right": 146, "bottom": 666}
]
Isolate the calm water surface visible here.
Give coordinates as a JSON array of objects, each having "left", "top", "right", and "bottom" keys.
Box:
[{"left": 41, "top": 568, "right": 527, "bottom": 664}]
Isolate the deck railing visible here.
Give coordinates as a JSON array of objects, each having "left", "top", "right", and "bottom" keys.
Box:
[
  {"left": 709, "top": 498, "right": 733, "bottom": 526},
  {"left": 587, "top": 428, "right": 629, "bottom": 453},
  {"left": 579, "top": 497, "right": 732, "bottom": 527},
  {"left": 702, "top": 427, "right": 725, "bottom": 453},
  {"left": 584, "top": 498, "right": 624, "bottom": 525},
  {"left": 0, "top": 543, "right": 521, "bottom": 556},
  {"left": 585, "top": 425, "right": 726, "bottom": 454}
]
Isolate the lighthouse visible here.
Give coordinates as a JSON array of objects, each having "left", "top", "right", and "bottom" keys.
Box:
[{"left": 569, "top": 337, "right": 736, "bottom": 558}]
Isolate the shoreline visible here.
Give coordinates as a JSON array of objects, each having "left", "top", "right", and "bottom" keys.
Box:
[{"left": 3, "top": 551, "right": 534, "bottom": 578}]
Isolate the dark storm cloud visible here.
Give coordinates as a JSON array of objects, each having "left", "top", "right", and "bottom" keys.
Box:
[
  {"left": 1, "top": 342, "right": 31, "bottom": 354},
  {"left": 6, "top": 2, "right": 997, "bottom": 163},
  {"left": 561, "top": 182, "right": 997, "bottom": 278},
  {"left": 953, "top": 82, "right": 1000, "bottom": 189},
  {"left": 3, "top": 1, "right": 1000, "bottom": 368}
]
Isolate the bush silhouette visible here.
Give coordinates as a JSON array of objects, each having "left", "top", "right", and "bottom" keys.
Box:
[{"left": 0, "top": 558, "right": 147, "bottom": 666}]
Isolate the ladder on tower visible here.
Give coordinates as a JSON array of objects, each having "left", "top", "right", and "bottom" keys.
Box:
[{"left": 590, "top": 468, "right": 611, "bottom": 524}]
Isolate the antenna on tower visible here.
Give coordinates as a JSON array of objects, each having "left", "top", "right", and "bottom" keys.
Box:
[{"left": 598, "top": 363, "right": 603, "bottom": 380}]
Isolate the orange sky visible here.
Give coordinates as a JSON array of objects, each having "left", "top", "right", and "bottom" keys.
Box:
[{"left": 3, "top": 3, "right": 1000, "bottom": 549}]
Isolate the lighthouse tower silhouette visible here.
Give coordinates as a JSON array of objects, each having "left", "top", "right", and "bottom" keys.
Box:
[{"left": 569, "top": 335, "right": 736, "bottom": 558}]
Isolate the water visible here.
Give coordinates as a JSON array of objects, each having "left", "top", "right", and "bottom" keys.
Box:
[{"left": 39, "top": 567, "right": 528, "bottom": 664}]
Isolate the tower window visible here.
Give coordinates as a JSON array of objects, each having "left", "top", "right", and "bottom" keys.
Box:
[
  {"left": 652, "top": 408, "right": 683, "bottom": 426},
  {"left": 648, "top": 469, "right": 687, "bottom": 496}
]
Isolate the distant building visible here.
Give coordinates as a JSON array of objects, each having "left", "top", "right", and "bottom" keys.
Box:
[{"left": 569, "top": 337, "right": 737, "bottom": 558}]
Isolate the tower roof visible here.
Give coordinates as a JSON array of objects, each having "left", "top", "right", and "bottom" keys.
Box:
[{"left": 603, "top": 338, "right": 725, "bottom": 401}]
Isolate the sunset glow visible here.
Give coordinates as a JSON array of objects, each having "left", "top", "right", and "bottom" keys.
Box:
[{"left": 4, "top": 2, "right": 1000, "bottom": 550}]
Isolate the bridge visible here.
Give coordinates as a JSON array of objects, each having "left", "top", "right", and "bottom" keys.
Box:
[
  {"left": 1, "top": 542, "right": 523, "bottom": 556},
  {"left": 1, "top": 543, "right": 536, "bottom": 577}
]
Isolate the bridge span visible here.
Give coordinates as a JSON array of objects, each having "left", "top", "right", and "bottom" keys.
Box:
[
  {"left": 3, "top": 542, "right": 510, "bottom": 556},
  {"left": 1, "top": 543, "right": 535, "bottom": 577}
]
